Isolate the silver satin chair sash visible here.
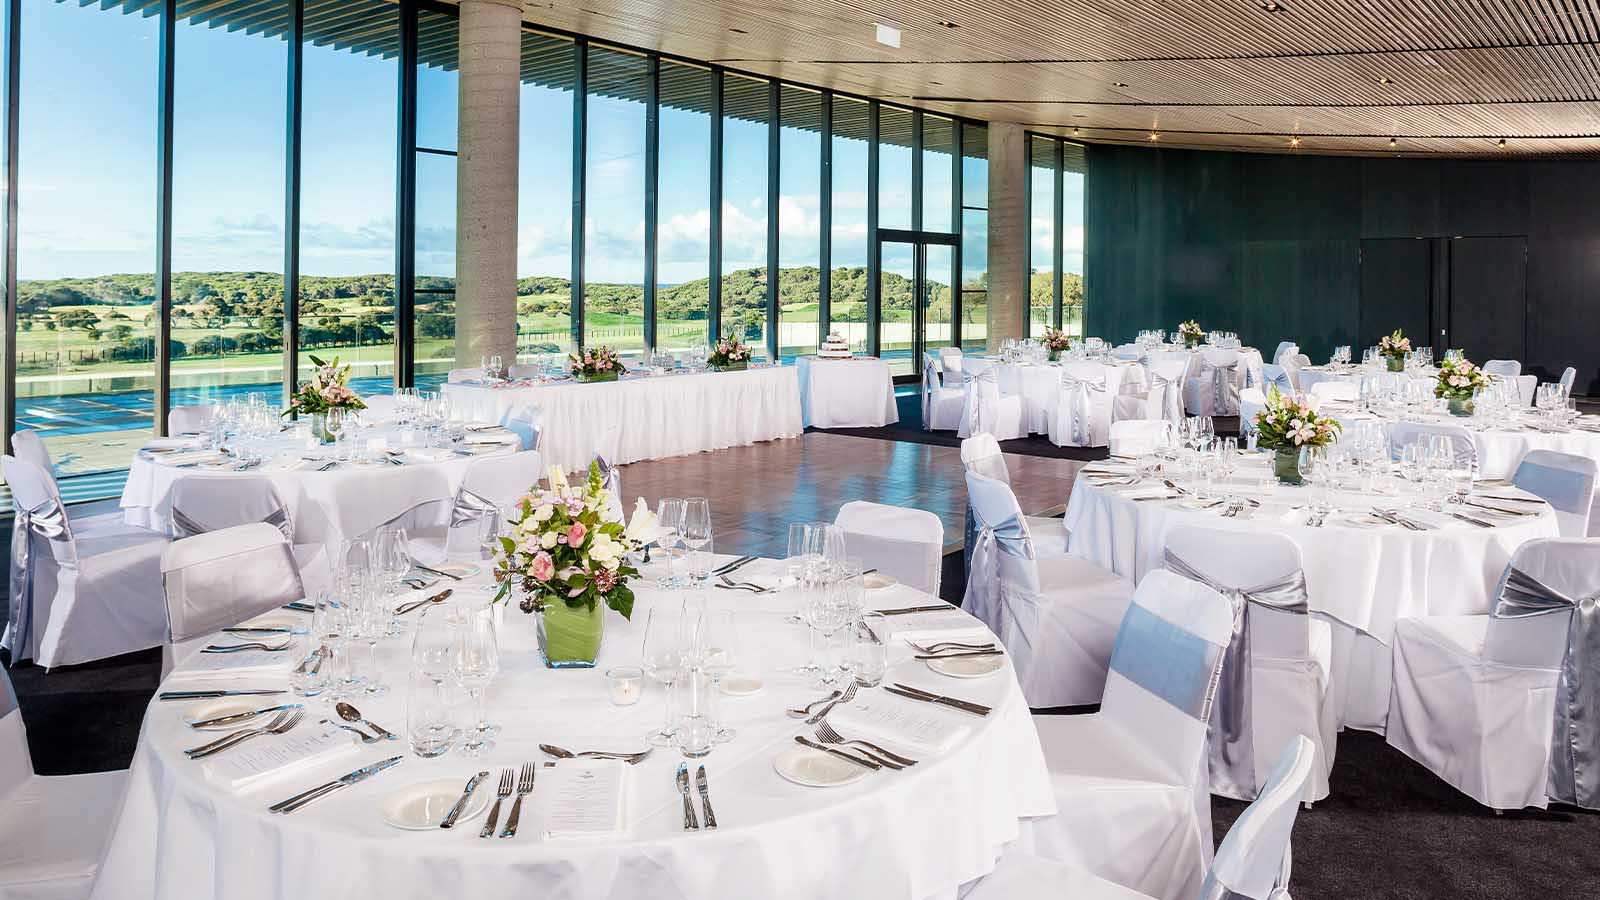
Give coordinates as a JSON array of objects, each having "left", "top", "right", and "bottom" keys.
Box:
[
  {"left": 960, "top": 505, "right": 1036, "bottom": 636},
  {"left": 6, "top": 498, "right": 71, "bottom": 665},
  {"left": 922, "top": 355, "right": 940, "bottom": 431},
  {"left": 1148, "top": 371, "right": 1184, "bottom": 423},
  {"left": 964, "top": 366, "right": 1000, "bottom": 437},
  {"left": 1209, "top": 360, "right": 1240, "bottom": 414},
  {"left": 448, "top": 487, "right": 500, "bottom": 528},
  {"left": 1493, "top": 566, "right": 1600, "bottom": 809},
  {"left": 1059, "top": 372, "right": 1106, "bottom": 445},
  {"left": 592, "top": 455, "right": 620, "bottom": 498},
  {"left": 170, "top": 505, "right": 291, "bottom": 541},
  {"left": 962, "top": 454, "right": 1013, "bottom": 574},
  {"left": 1165, "top": 549, "right": 1310, "bottom": 800}
]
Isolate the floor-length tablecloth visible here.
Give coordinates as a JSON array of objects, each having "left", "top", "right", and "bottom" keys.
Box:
[
  {"left": 995, "top": 361, "right": 1148, "bottom": 435},
  {"left": 91, "top": 558, "right": 1053, "bottom": 900},
  {"left": 444, "top": 366, "right": 804, "bottom": 472},
  {"left": 796, "top": 356, "right": 898, "bottom": 428}
]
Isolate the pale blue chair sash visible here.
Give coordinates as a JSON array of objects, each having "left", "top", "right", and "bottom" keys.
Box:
[
  {"left": 1207, "top": 359, "right": 1240, "bottom": 414},
  {"left": 1261, "top": 364, "right": 1293, "bottom": 396},
  {"left": 1107, "top": 602, "right": 1226, "bottom": 722},
  {"left": 1165, "top": 549, "right": 1311, "bottom": 800},
  {"left": 961, "top": 453, "right": 1012, "bottom": 575},
  {"left": 1059, "top": 371, "right": 1107, "bottom": 445},
  {"left": 1493, "top": 565, "right": 1600, "bottom": 809},
  {"left": 1513, "top": 455, "right": 1594, "bottom": 518},
  {"left": 5, "top": 498, "right": 71, "bottom": 666}
]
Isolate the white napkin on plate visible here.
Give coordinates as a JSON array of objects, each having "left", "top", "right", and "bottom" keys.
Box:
[
  {"left": 159, "top": 450, "right": 228, "bottom": 467},
  {"left": 829, "top": 694, "right": 973, "bottom": 755},
  {"left": 882, "top": 609, "right": 990, "bottom": 646},
  {"left": 201, "top": 722, "right": 360, "bottom": 792},
  {"left": 146, "top": 437, "right": 203, "bottom": 451}
]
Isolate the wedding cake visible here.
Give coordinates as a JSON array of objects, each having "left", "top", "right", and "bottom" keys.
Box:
[{"left": 818, "top": 331, "right": 853, "bottom": 359}]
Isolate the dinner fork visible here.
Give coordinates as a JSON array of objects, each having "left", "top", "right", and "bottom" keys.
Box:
[
  {"left": 478, "top": 768, "right": 515, "bottom": 839},
  {"left": 499, "top": 762, "right": 537, "bottom": 838},
  {"left": 806, "top": 682, "right": 858, "bottom": 724},
  {"left": 814, "top": 721, "right": 917, "bottom": 767},
  {"left": 201, "top": 640, "right": 292, "bottom": 654},
  {"left": 906, "top": 640, "right": 996, "bottom": 654},
  {"left": 185, "top": 709, "right": 303, "bottom": 759}
]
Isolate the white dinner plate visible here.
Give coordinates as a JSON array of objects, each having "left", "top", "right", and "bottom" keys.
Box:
[
  {"left": 720, "top": 674, "right": 764, "bottom": 697},
  {"left": 925, "top": 654, "right": 1006, "bottom": 679},
  {"left": 773, "top": 745, "right": 870, "bottom": 788},
  {"left": 380, "top": 778, "right": 492, "bottom": 830},
  {"left": 1341, "top": 513, "right": 1389, "bottom": 529},
  {"left": 862, "top": 572, "right": 897, "bottom": 591},
  {"left": 181, "top": 699, "right": 264, "bottom": 729}
]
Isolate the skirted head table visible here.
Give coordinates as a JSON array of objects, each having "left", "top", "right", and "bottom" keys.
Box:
[{"left": 90, "top": 557, "right": 1052, "bottom": 900}]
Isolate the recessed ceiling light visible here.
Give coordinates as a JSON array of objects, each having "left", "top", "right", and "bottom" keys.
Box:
[
  {"left": 1149, "top": 132, "right": 1160, "bottom": 141},
  {"left": 937, "top": 20, "right": 959, "bottom": 28},
  {"left": 875, "top": 22, "right": 902, "bottom": 47},
  {"left": 1072, "top": 127, "right": 1081, "bottom": 135},
  {"left": 1497, "top": 138, "right": 1507, "bottom": 148},
  {"left": 1289, "top": 136, "right": 1301, "bottom": 147},
  {"left": 1389, "top": 137, "right": 1398, "bottom": 148},
  {"left": 1259, "top": 1, "right": 1285, "bottom": 11}
]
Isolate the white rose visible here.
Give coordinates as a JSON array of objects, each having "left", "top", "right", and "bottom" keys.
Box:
[
  {"left": 533, "top": 504, "right": 554, "bottom": 522},
  {"left": 540, "top": 531, "right": 559, "bottom": 549}
]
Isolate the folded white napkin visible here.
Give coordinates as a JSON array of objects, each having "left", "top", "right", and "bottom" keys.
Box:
[
  {"left": 405, "top": 447, "right": 453, "bottom": 463},
  {"left": 159, "top": 450, "right": 228, "bottom": 467},
  {"left": 201, "top": 722, "right": 360, "bottom": 792},
  {"left": 883, "top": 609, "right": 990, "bottom": 646},
  {"left": 146, "top": 437, "right": 204, "bottom": 451},
  {"left": 829, "top": 694, "right": 973, "bottom": 755},
  {"left": 175, "top": 646, "right": 299, "bottom": 679}
]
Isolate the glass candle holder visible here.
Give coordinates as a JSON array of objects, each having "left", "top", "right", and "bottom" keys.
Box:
[{"left": 606, "top": 666, "right": 644, "bottom": 706}]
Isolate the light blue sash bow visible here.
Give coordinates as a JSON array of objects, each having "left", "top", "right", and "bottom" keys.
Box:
[
  {"left": 5, "top": 498, "right": 71, "bottom": 665},
  {"left": 1108, "top": 602, "right": 1227, "bottom": 722},
  {"left": 1165, "top": 549, "right": 1311, "bottom": 801},
  {"left": 1494, "top": 565, "right": 1600, "bottom": 809}
]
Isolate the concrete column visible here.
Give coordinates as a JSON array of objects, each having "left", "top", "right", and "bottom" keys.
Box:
[
  {"left": 454, "top": 0, "right": 521, "bottom": 369},
  {"left": 986, "top": 122, "right": 1027, "bottom": 351}
]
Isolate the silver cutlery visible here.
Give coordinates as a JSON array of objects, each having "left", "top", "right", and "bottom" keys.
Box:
[
  {"left": 676, "top": 762, "right": 700, "bottom": 830},
  {"left": 439, "top": 771, "right": 489, "bottom": 829},
  {"left": 499, "top": 762, "right": 537, "bottom": 838},
  {"left": 886, "top": 683, "right": 992, "bottom": 717},
  {"left": 815, "top": 721, "right": 917, "bottom": 767},
  {"left": 188, "top": 703, "right": 302, "bottom": 730},
  {"left": 1162, "top": 479, "right": 1191, "bottom": 495},
  {"left": 200, "top": 640, "right": 292, "bottom": 654},
  {"left": 714, "top": 575, "right": 769, "bottom": 594},
  {"left": 478, "top": 768, "right": 515, "bottom": 838},
  {"left": 1463, "top": 499, "right": 1536, "bottom": 516},
  {"left": 538, "top": 743, "right": 653, "bottom": 764},
  {"left": 874, "top": 604, "right": 953, "bottom": 617},
  {"left": 393, "top": 588, "right": 454, "bottom": 616},
  {"left": 907, "top": 640, "right": 996, "bottom": 654},
  {"left": 321, "top": 718, "right": 383, "bottom": 744},
  {"left": 335, "top": 701, "right": 398, "bottom": 741},
  {"left": 222, "top": 626, "right": 293, "bottom": 635},
  {"left": 1450, "top": 511, "right": 1494, "bottom": 528},
  {"left": 269, "top": 755, "right": 403, "bottom": 814},
  {"left": 913, "top": 649, "right": 1005, "bottom": 660},
  {"left": 1132, "top": 493, "right": 1179, "bottom": 502},
  {"left": 282, "top": 601, "right": 315, "bottom": 613},
  {"left": 787, "top": 690, "right": 841, "bottom": 719},
  {"left": 293, "top": 645, "right": 327, "bottom": 678},
  {"left": 695, "top": 765, "right": 718, "bottom": 829},
  {"left": 159, "top": 688, "right": 285, "bottom": 701},
  {"left": 713, "top": 556, "right": 757, "bottom": 576},
  {"left": 806, "top": 682, "right": 859, "bottom": 724},
  {"left": 1470, "top": 492, "right": 1543, "bottom": 505},
  {"left": 794, "top": 735, "right": 881, "bottom": 770},
  {"left": 412, "top": 561, "right": 463, "bottom": 582},
  {"left": 185, "top": 709, "right": 303, "bottom": 759}
]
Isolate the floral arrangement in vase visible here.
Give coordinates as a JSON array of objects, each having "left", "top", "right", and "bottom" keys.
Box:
[
  {"left": 1434, "top": 355, "right": 1488, "bottom": 416},
  {"left": 492, "top": 463, "right": 657, "bottom": 667},
  {"left": 283, "top": 355, "right": 367, "bottom": 443},
  {"left": 570, "top": 345, "right": 622, "bottom": 382},
  {"left": 1379, "top": 329, "right": 1412, "bottom": 372},
  {"left": 1253, "top": 387, "right": 1342, "bottom": 484},
  {"left": 707, "top": 336, "right": 753, "bottom": 370},
  {"left": 1177, "top": 320, "right": 1205, "bottom": 349},
  {"left": 1039, "top": 327, "right": 1072, "bottom": 360}
]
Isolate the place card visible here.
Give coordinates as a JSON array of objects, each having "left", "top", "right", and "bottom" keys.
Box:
[
  {"left": 202, "top": 721, "right": 360, "bottom": 792},
  {"left": 829, "top": 694, "right": 973, "bottom": 755},
  {"left": 538, "top": 759, "right": 629, "bottom": 840}
]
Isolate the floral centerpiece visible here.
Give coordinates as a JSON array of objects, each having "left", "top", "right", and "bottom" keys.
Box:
[
  {"left": 1379, "top": 329, "right": 1412, "bottom": 372},
  {"left": 1178, "top": 320, "right": 1205, "bottom": 349},
  {"left": 570, "top": 345, "right": 622, "bottom": 383},
  {"left": 283, "top": 355, "right": 367, "bottom": 443},
  {"left": 492, "top": 463, "right": 656, "bottom": 667},
  {"left": 1434, "top": 355, "right": 1488, "bottom": 416},
  {"left": 1253, "top": 387, "right": 1342, "bottom": 484},
  {"left": 707, "top": 336, "right": 753, "bottom": 371},
  {"left": 1039, "top": 327, "right": 1072, "bottom": 361}
]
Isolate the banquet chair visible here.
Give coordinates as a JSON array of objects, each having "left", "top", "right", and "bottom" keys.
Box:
[
  {"left": 1013, "top": 569, "right": 1234, "bottom": 900},
  {"left": 1163, "top": 524, "right": 1335, "bottom": 804},
  {"left": 1387, "top": 538, "right": 1600, "bottom": 811},
  {"left": 359, "top": 393, "right": 401, "bottom": 422},
  {"left": 966, "top": 735, "right": 1315, "bottom": 900},
  {"left": 500, "top": 402, "right": 543, "bottom": 452},
  {"left": 1237, "top": 388, "right": 1267, "bottom": 438},
  {"left": 960, "top": 434, "right": 1067, "bottom": 559},
  {"left": 160, "top": 523, "right": 305, "bottom": 675},
  {"left": 1183, "top": 349, "right": 1241, "bottom": 416},
  {"left": 1142, "top": 354, "right": 1191, "bottom": 425},
  {"left": 1280, "top": 354, "right": 1310, "bottom": 394},
  {"left": 833, "top": 501, "right": 943, "bottom": 596},
  {"left": 10, "top": 429, "right": 55, "bottom": 478},
  {"left": 1388, "top": 421, "right": 1476, "bottom": 470},
  {"left": 958, "top": 365, "right": 1026, "bottom": 441},
  {"left": 1272, "top": 341, "right": 1299, "bottom": 367},
  {"left": 1047, "top": 362, "right": 1119, "bottom": 448},
  {"left": 1511, "top": 374, "right": 1537, "bottom": 406},
  {"left": 1260, "top": 365, "right": 1293, "bottom": 397},
  {"left": 939, "top": 346, "right": 965, "bottom": 377},
  {"left": 1510, "top": 450, "right": 1597, "bottom": 538},
  {"left": 1111, "top": 343, "right": 1144, "bottom": 362},
  {"left": 1, "top": 455, "right": 168, "bottom": 670},
  {"left": 1482, "top": 359, "right": 1521, "bottom": 378},
  {"left": 446, "top": 367, "right": 481, "bottom": 383},
  {"left": 166, "top": 403, "right": 217, "bottom": 435},
  {"left": 921, "top": 353, "right": 965, "bottom": 431},
  {"left": 963, "top": 470, "right": 1135, "bottom": 708},
  {"left": 1559, "top": 366, "right": 1577, "bottom": 397},
  {"left": 165, "top": 475, "right": 327, "bottom": 596},
  {"left": 410, "top": 450, "right": 545, "bottom": 564},
  {"left": 0, "top": 665, "right": 128, "bottom": 900},
  {"left": 1109, "top": 420, "right": 1170, "bottom": 458},
  {"left": 1307, "top": 380, "right": 1357, "bottom": 404}
]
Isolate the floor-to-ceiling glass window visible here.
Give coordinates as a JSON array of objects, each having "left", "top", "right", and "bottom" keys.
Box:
[
  {"left": 878, "top": 106, "right": 915, "bottom": 370},
  {"left": 1028, "top": 135, "right": 1056, "bottom": 336},
  {"left": 961, "top": 124, "right": 989, "bottom": 352},
  {"left": 778, "top": 85, "right": 821, "bottom": 360},
  {"left": 412, "top": 10, "right": 457, "bottom": 388},
  {"left": 922, "top": 115, "right": 955, "bottom": 358},
  {"left": 829, "top": 96, "right": 870, "bottom": 353},
  {"left": 517, "top": 32, "right": 576, "bottom": 362},
  {"left": 583, "top": 46, "right": 647, "bottom": 358},
  {"left": 720, "top": 73, "right": 768, "bottom": 360},
  {"left": 1063, "top": 142, "right": 1087, "bottom": 337},
  {"left": 656, "top": 61, "right": 712, "bottom": 355},
  {"left": 878, "top": 106, "right": 913, "bottom": 230},
  {"left": 16, "top": 0, "right": 159, "bottom": 477},
  {"left": 300, "top": 0, "right": 397, "bottom": 396}
]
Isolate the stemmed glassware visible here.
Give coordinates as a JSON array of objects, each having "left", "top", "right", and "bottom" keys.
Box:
[
  {"left": 655, "top": 498, "right": 686, "bottom": 588},
  {"left": 680, "top": 498, "right": 712, "bottom": 584},
  {"left": 410, "top": 604, "right": 455, "bottom": 683},
  {"left": 694, "top": 610, "right": 739, "bottom": 743},
  {"left": 641, "top": 607, "right": 689, "bottom": 747},
  {"left": 374, "top": 527, "right": 412, "bottom": 636},
  {"left": 311, "top": 590, "right": 351, "bottom": 700},
  {"left": 450, "top": 606, "right": 500, "bottom": 756},
  {"left": 801, "top": 579, "right": 851, "bottom": 688}
]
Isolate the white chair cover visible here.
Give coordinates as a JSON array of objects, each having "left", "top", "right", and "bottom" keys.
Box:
[
  {"left": 500, "top": 402, "right": 543, "bottom": 452},
  {"left": 1048, "top": 363, "right": 1117, "bottom": 448},
  {"left": 937, "top": 346, "right": 963, "bottom": 365},
  {"left": 166, "top": 403, "right": 216, "bottom": 435},
  {"left": 959, "top": 435, "right": 1067, "bottom": 562},
  {"left": 162, "top": 523, "right": 304, "bottom": 672},
  {"left": 1260, "top": 364, "right": 1293, "bottom": 396},
  {"left": 921, "top": 353, "right": 965, "bottom": 432},
  {"left": 10, "top": 430, "right": 54, "bottom": 479},
  {"left": 2, "top": 455, "right": 168, "bottom": 669},
  {"left": 1145, "top": 357, "right": 1189, "bottom": 425},
  {"left": 1110, "top": 343, "right": 1143, "bottom": 361},
  {"left": 167, "top": 476, "right": 292, "bottom": 540},
  {"left": 447, "top": 367, "right": 481, "bottom": 383},
  {"left": 1272, "top": 342, "right": 1298, "bottom": 367},
  {"left": 359, "top": 394, "right": 401, "bottom": 422},
  {"left": 1511, "top": 450, "right": 1596, "bottom": 539},
  {"left": 958, "top": 366, "right": 1026, "bottom": 440},
  {"left": 1017, "top": 569, "right": 1234, "bottom": 900},
  {"left": 1559, "top": 367, "right": 1577, "bottom": 396},
  {"left": 1184, "top": 349, "right": 1241, "bottom": 416},
  {"left": 427, "top": 450, "right": 544, "bottom": 561},
  {"left": 1237, "top": 388, "right": 1267, "bottom": 438},
  {"left": 1389, "top": 421, "right": 1476, "bottom": 470},
  {"left": 1281, "top": 354, "right": 1310, "bottom": 393},
  {"left": 1307, "top": 380, "right": 1357, "bottom": 404},
  {"left": 1387, "top": 538, "right": 1599, "bottom": 810},
  {"left": 1483, "top": 359, "right": 1521, "bottom": 378},
  {"left": 1164, "top": 525, "right": 1335, "bottom": 803},
  {"left": 834, "top": 501, "right": 943, "bottom": 596},
  {"left": 1109, "top": 420, "right": 1170, "bottom": 458}
]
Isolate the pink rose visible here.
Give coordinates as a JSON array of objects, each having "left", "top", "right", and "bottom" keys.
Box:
[
  {"left": 567, "top": 522, "right": 587, "bottom": 547},
  {"left": 530, "top": 551, "right": 555, "bottom": 582}
]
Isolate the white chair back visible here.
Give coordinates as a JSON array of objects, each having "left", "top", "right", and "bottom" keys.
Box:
[
  {"left": 1165, "top": 525, "right": 1310, "bottom": 657},
  {"left": 1272, "top": 342, "right": 1298, "bottom": 367},
  {"left": 359, "top": 394, "right": 401, "bottom": 422},
  {"left": 937, "top": 347, "right": 963, "bottom": 365},
  {"left": 1308, "top": 380, "right": 1357, "bottom": 404},
  {"left": 1512, "top": 374, "right": 1537, "bottom": 406},
  {"left": 1109, "top": 419, "right": 1170, "bottom": 458},
  {"left": 168, "top": 476, "right": 292, "bottom": 540},
  {"left": 1559, "top": 367, "right": 1578, "bottom": 397},
  {"left": 1101, "top": 569, "right": 1234, "bottom": 782},
  {"left": 0, "top": 666, "right": 31, "bottom": 795},
  {"left": 1238, "top": 387, "right": 1267, "bottom": 437},
  {"left": 1484, "top": 539, "right": 1593, "bottom": 669},
  {"left": 1197, "top": 349, "right": 1242, "bottom": 415},
  {"left": 1111, "top": 343, "right": 1143, "bottom": 361},
  {"left": 1260, "top": 364, "right": 1293, "bottom": 397},
  {"left": 1483, "top": 359, "right": 1521, "bottom": 378},
  {"left": 447, "top": 367, "right": 481, "bottom": 383},
  {"left": 922, "top": 353, "right": 947, "bottom": 432},
  {"left": 962, "top": 470, "right": 1043, "bottom": 669},
  {"left": 10, "top": 430, "right": 54, "bottom": 481},
  {"left": 439, "top": 450, "right": 543, "bottom": 557},
  {"left": 1512, "top": 450, "right": 1597, "bottom": 538},
  {"left": 162, "top": 523, "right": 304, "bottom": 644},
  {"left": 1281, "top": 354, "right": 1310, "bottom": 392},
  {"left": 1204, "top": 735, "right": 1316, "bottom": 900},
  {"left": 960, "top": 365, "right": 1005, "bottom": 439},
  {"left": 834, "top": 501, "right": 943, "bottom": 596},
  {"left": 1389, "top": 421, "right": 1476, "bottom": 470},
  {"left": 167, "top": 403, "right": 217, "bottom": 435},
  {"left": 1054, "top": 362, "right": 1116, "bottom": 447},
  {"left": 960, "top": 433, "right": 1010, "bottom": 484},
  {"left": 500, "top": 403, "right": 543, "bottom": 452},
  {"left": 1146, "top": 357, "right": 1189, "bottom": 424}
]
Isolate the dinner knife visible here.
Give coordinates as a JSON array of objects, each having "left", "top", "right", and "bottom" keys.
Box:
[
  {"left": 711, "top": 556, "right": 755, "bottom": 576},
  {"left": 676, "top": 763, "right": 700, "bottom": 830},
  {"left": 188, "top": 703, "right": 302, "bottom": 730},
  {"left": 794, "top": 735, "right": 881, "bottom": 770},
  {"left": 411, "top": 562, "right": 463, "bottom": 581},
  {"left": 695, "top": 765, "right": 718, "bottom": 830},
  {"left": 874, "top": 604, "right": 953, "bottom": 617},
  {"left": 269, "top": 756, "right": 403, "bottom": 814},
  {"left": 159, "top": 689, "right": 286, "bottom": 701},
  {"left": 439, "top": 771, "right": 490, "bottom": 829},
  {"left": 886, "top": 683, "right": 992, "bottom": 717}
]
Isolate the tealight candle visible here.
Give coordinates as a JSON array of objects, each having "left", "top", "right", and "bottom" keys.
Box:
[{"left": 606, "top": 666, "right": 643, "bottom": 706}]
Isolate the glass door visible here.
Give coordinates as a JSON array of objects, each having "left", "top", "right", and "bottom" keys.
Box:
[{"left": 876, "top": 230, "right": 958, "bottom": 379}]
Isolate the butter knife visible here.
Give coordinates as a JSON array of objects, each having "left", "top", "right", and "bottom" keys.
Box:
[
  {"left": 159, "top": 689, "right": 285, "bottom": 701},
  {"left": 695, "top": 765, "right": 718, "bottom": 829},
  {"left": 676, "top": 762, "right": 700, "bottom": 830},
  {"left": 439, "top": 771, "right": 489, "bottom": 828},
  {"left": 874, "top": 604, "right": 952, "bottom": 616},
  {"left": 712, "top": 556, "right": 756, "bottom": 576},
  {"left": 269, "top": 755, "right": 403, "bottom": 814}
]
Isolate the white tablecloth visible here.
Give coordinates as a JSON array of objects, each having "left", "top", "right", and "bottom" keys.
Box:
[
  {"left": 993, "top": 361, "right": 1148, "bottom": 435},
  {"left": 796, "top": 356, "right": 898, "bottom": 428},
  {"left": 1327, "top": 404, "right": 1600, "bottom": 481},
  {"left": 91, "top": 558, "right": 1053, "bottom": 900},
  {"left": 443, "top": 366, "right": 804, "bottom": 473}
]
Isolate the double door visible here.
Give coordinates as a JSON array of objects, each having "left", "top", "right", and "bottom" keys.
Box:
[
  {"left": 1358, "top": 235, "right": 1527, "bottom": 363},
  {"left": 877, "top": 230, "right": 957, "bottom": 379}
]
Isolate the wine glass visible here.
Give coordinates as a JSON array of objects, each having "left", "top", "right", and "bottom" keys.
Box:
[
  {"left": 450, "top": 606, "right": 500, "bottom": 756},
  {"left": 641, "top": 607, "right": 688, "bottom": 747},
  {"left": 374, "top": 527, "right": 412, "bottom": 635},
  {"left": 655, "top": 498, "right": 686, "bottom": 588},
  {"left": 680, "top": 498, "right": 712, "bottom": 584},
  {"left": 695, "top": 610, "right": 739, "bottom": 742},
  {"left": 312, "top": 590, "right": 351, "bottom": 700},
  {"left": 803, "top": 580, "right": 851, "bottom": 688},
  {"left": 410, "top": 604, "right": 455, "bottom": 684}
]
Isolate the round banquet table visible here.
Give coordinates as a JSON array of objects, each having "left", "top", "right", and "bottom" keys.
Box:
[
  {"left": 118, "top": 425, "right": 526, "bottom": 547},
  {"left": 1324, "top": 402, "right": 1600, "bottom": 482},
  {"left": 1139, "top": 346, "right": 1265, "bottom": 397},
  {"left": 442, "top": 365, "right": 803, "bottom": 474},
  {"left": 992, "top": 360, "right": 1148, "bottom": 435},
  {"left": 91, "top": 557, "right": 1053, "bottom": 900},
  {"left": 795, "top": 355, "right": 899, "bottom": 428}
]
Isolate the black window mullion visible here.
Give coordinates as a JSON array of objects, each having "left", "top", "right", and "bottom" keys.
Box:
[
  {"left": 910, "top": 109, "right": 922, "bottom": 232},
  {"left": 2, "top": 0, "right": 18, "bottom": 450},
  {"left": 708, "top": 67, "right": 722, "bottom": 344},
  {"left": 155, "top": 0, "right": 175, "bottom": 434},
  {"left": 818, "top": 90, "right": 831, "bottom": 338},
  {"left": 950, "top": 118, "right": 962, "bottom": 350},
  {"left": 282, "top": 0, "right": 302, "bottom": 400},
  {"left": 765, "top": 79, "right": 778, "bottom": 361},
  {"left": 866, "top": 101, "right": 879, "bottom": 357},
  {"left": 394, "top": 0, "right": 416, "bottom": 388},
  {"left": 569, "top": 38, "right": 586, "bottom": 351},
  {"left": 1052, "top": 137, "right": 1064, "bottom": 330},
  {"left": 643, "top": 55, "right": 658, "bottom": 353}
]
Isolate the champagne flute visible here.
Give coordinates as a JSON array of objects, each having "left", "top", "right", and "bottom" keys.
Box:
[
  {"left": 450, "top": 606, "right": 500, "bottom": 755},
  {"left": 641, "top": 607, "right": 688, "bottom": 747},
  {"left": 696, "top": 610, "right": 739, "bottom": 742},
  {"left": 681, "top": 498, "right": 712, "bottom": 585}
]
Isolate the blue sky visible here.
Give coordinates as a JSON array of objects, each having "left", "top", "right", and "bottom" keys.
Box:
[{"left": 14, "top": 1, "right": 1081, "bottom": 286}]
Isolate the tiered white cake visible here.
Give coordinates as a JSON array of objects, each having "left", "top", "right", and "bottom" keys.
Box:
[{"left": 817, "top": 331, "right": 853, "bottom": 359}]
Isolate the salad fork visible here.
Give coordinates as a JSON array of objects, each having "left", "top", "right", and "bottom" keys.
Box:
[
  {"left": 499, "top": 762, "right": 537, "bottom": 838},
  {"left": 478, "top": 768, "right": 515, "bottom": 839},
  {"left": 201, "top": 640, "right": 292, "bottom": 654},
  {"left": 185, "top": 709, "right": 303, "bottom": 759},
  {"left": 805, "top": 682, "right": 857, "bottom": 724},
  {"left": 814, "top": 721, "right": 917, "bottom": 767}
]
